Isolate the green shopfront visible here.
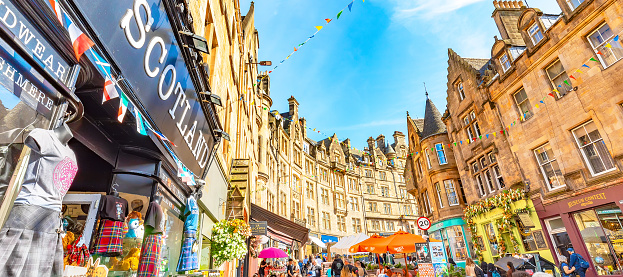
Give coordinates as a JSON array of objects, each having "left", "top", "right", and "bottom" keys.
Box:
[{"left": 428, "top": 217, "right": 471, "bottom": 267}]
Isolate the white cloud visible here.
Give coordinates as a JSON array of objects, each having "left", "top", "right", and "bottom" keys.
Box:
[{"left": 393, "top": 0, "right": 486, "bottom": 18}]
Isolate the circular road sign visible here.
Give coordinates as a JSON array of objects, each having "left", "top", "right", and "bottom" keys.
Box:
[{"left": 417, "top": 216, "right": 431, "bottom": 231}]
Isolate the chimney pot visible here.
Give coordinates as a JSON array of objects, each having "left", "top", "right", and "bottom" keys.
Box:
[{"left": 493, "top": 0, "right": 499, "bottom": 8}]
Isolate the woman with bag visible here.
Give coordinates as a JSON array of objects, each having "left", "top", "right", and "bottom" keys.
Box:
[
  {"left": 466, "top": 258, "right": 477, "bottom": 277},
  {"left": 559, "top": 256, "right": 577, "bottom": 277}
]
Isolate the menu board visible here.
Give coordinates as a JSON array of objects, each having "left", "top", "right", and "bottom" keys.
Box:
[{"left": 532, "top": 230, "right": 548, "bottom": 249}]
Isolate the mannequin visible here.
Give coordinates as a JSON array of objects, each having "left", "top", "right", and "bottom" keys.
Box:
[
  {"left": 52, "top": 122, "right": 73, "bottom": 146},
  {"left": 93, "top": 183, "right": 129, "bottom": 256},
  {"left": 110, "top": 183, "right": 120, "bottom": 198},
  {"left": 153, "top": 193, "right": 163, "bottom": 204}
]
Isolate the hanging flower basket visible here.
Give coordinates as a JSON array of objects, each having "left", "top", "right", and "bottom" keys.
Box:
[{"left": 211, "top": 219, "right": 252, "bottom": 267}]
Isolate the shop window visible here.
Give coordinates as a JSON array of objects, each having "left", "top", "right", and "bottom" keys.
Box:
[
  {"left": 514, "top": 88, "right": 533, "bottom": 120},
  {"left": 435, "top": 143, "right": 447, "bottom": 165},
  {"left": 485, "top": 222, "right": 499, "bottom": 256},
  {"left": 573, "top": 205, "right": 623, "bottom": 275},
  {"left": 517, "top": 216, "right": 538, "bottom": 252},
  {"left": 566, "top": 0, "right": 585, "bottom": 10},
  {"left": 546, "top": 60, "right": 573, "bottom": 98},
  {"left": 588, "top": 23, "right": 623, "bottom": 68},
  {"left": 534, "top": 143, "right": 565, "bottom": 190},
  {"left": 444, "top": 180, "right": 459, "bottom": 206},
  {"left": 572, "top": 121, "right": 616, "bottom": 176},
  {"left": 447, "top": 226, "right": 468, "bottom": 262}
]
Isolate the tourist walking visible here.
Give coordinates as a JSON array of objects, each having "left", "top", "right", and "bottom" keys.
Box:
[
  {"left": 466, "top": 258, "right": 477, "bottom": 277},
  {"left": 559, "top": 255, "right": 577, "bottom": 277},
  {"left": 332, "top": 255, "right": 345, "bottom": 277},
  {"left": 506, "top": 262, "right": 515, "bottom": 277},
  {"left": 568, "top": 248, "right": 589, "bottom": 277}
]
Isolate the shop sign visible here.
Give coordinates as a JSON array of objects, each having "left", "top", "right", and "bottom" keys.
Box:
[
  {"left": 517, "top": 213, "right": 535, "bottom": 228},
  {"left": 430, "top": 241, "right": 447, "bottom": 263},
  {"left": 567, "top": 192, "right": 606, "bottom": 208},
  {"left": 531, "top": 230, "right": 548, "bottom": 250},
  {"left": 250, "top": 221, "right": 267, "bottom": 236},
  {"left": 0, "top": 0, "right": 72, "bottom": 85},
  {"left": 71, "top": 0, "right": 215, "bottom": 176}
]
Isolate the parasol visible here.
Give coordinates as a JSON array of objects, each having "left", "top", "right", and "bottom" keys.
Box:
[{"left": 258, "top": 247, "right": 289, "bottom": 258}]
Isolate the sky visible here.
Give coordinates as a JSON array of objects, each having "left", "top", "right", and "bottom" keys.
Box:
[{"left": 240, "top": 0, "right": 562, "bottom": 150}]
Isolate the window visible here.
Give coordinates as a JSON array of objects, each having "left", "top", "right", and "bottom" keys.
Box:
[
  {"left": 372, "top": 220, "right": 381, "bottom": 230},
  {"left": 336, "top": 193, "right": 345, "bottom": 209},
  {"left": 386, "top": 221, "right": 395, "bottom": 231},
  {"left": 293, "top": 201, "right": 301, "bottom": 219},
  {"left": 425, "top": 149, "right": 432, "bottom": 169},
  {"left": 322, "top": 212, "right": 331, "bottom": 230},
  {"left": 426, "top": 191, "right": 434, "bottom": 211},
  {"left": 484, "top": 170, "right": 496, "bottom": 193},
  {"left": 572, "top": 121, "right": 616, "bottom": 175},
  {"left": 447, "top": 226, "right": 468, "bottom": 261},
  {"left": 268, "top": 192, "right": 275, "bottom": 212},
  {"left": 500, "top": 53, "right": 512, "bottom": 72},
  {"left": 484, "top": 222, "right": 499, "bottom": 256},
  {"left": 416, "top": 159, "right": 423, "bottom": 179},
  {"left": 352, "top": 218, "right": 362, "bottom": 233},
  {"left": 435, "top": 183, "right": 444, "bottom": 208},
  {"left": 457, "top": 180, "right": 468, "bottom": 205},
  {"left": 476, "top": 174, "right": 486, "bottom": 196},
  {"left": 380, "top": 172, "right": 387, "bottom": 180},
  {"left": 463, "top": 111, "right": 481, "bottom": 141},
  {"left": 303, "top": 142, "right": 310, "bottom": 154},
  {"left": 421, "top": 192, "right": 430, "bottom": 214},
  {"left": 456, "top": 81, "right": 465, "bottom": 100},
  {"left": 444, "top": 180, "right": 459, "bottom": 206},
  {"left": 280, "top": 192, "right": 287, "bottom": 216},
  {"left": 472, "top": 152, "right": 504, "bottom": 196},
  {"left": 493, "top": 165, "right": 505, "bottom": 188},
  {"left": 435, "top": 143, "right": 447, "bottom": 165},
  {"left": 588, "top": 23, "right": 623, "bottom": 68},
  {"left": 321, "top": 188, "right": 330, "bottom": 205},
  {"left": 513, "top": 88, "right": 533, "bottom": 120},
  {"left": 366, "top": 184, "right": 375, "bottom": 194},
  {"left": 383, "top": 203, "right": 392, "bottom": 215},
  {"left": 403, "top": 205, "right": 413, "bottom": 215},
  {"left": 293, "top": 175, "right": 301, "bottom": 193},
  {"left": 546, "top": 60, "right": 573, "bottom": 98},
  {"left": 337, "top": 216, "right": 346, "bottom": 232},
  {"left": 306, "top": 182, "right": 315, "bottom": 199},
  {"left": 534, "top": 143, "right": 565, "bottom": 190},
  {"left": 307, "top": 207, "right": 316, "bottom": 226},
  {"left": 368, "top": 202, "right": 378, "bottom": 212},
  {"left": 573, "top": 205, "right": 623, "bottom": 275},
  {"left": 350, "top": 197, "right": 360, "bottom": 211},
  {"left": 294, "top": 150, "right": 302, "bottom": 166},
  {"left": 381, "top": 186, "right": 390, "bottom": 197},
  {"left": 365, "top": 170, "right": 373, "bottom": 177},
  {"left": 528, "top": 23, "right": 544, "bottom": 45},
  {"left": 566, "top": 0, "right": 585, "bottom": 11},
  {"left": 546, "top": 217, "right": 572, "bottom": 259}
]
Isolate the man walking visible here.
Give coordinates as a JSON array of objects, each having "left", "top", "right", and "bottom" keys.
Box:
[
  {"left": 310, "top": 260, "right": 322, "bottom": 277},
  {"left": 332, "top": 255, "right": 344, "bottom": 277},
  {"left": 288, "top": 259, "right": 296, "bottom": 277},
  {"left": 568, "top": 248, "right": 589, "bottom": 277}
]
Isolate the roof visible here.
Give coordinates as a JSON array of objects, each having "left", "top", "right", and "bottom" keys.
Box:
[
  {"left": 413, "top": 118, "right": 424, "bottom": 132},
  {"left": 464, "top": 58, "right": 489, "bottom": 71},
  {"left": 420, "top": 98, "right": 447, "bottom": 139}
]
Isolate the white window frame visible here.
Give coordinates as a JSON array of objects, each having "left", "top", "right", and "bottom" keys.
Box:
[
  {"left": 444, "top": 180, "right": 459, "bottom": 206},
  {"left": 571, "top": 121, "right": 616, "bottom": 176},
  {"left": 545, "top": 216, "right": 567, "bottom": 257},
  {"left": 545, "top": 60, "right": 573, "bottom": 98},
  {"left": 587, "top": 23, "right": 623, "bottom": 68},
  {"left": 534, "top": 143, "right": 566, "bottom": 191},
  {"left": 566, "top": 0, "right": 585, "bottom": 11},
  {"left": 457, "top": 81, "right": 465, "bottom": 100},
  {"left": 435, "top": 143, "right": 448, "bottom": 165},
  {"left": 528, "top": 22, "right": 544, "bottom": 45},
  {"left": 425, "top": 149, "right": 432, "bottom": 169},
  {"left": 476, "top": 173, "right": 486, "bottom": 197},
  {"left": 500, "top": 53, "right": 512, "bottom": 72},
  {"left": 513, "top": 88, "right": 533, "bottom": 120},
  {"left": 484, "top": 169, "right": 496, "bottom": 193},
  {"left": 63, "top": 194, "right": 101, "bottom": 247},
  {"left": 435, "top": 182, "right": 444, "bottom": 208}
]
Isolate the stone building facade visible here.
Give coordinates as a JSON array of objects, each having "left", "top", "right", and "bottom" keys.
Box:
[
  {"left": 253, "top": 94, "right": 420, "bottom": 258},
  {"left": 433, "top": 0, "right": 623, "bottom": 272}
]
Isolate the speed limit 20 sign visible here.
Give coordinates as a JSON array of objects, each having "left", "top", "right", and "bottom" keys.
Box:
[{"left": 417, "top": 216, "right": 431, "bottom": 231}]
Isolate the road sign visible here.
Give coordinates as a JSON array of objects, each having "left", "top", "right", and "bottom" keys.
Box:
[{"left": 417, "top": 216, "right": 431, "bottom": 231}]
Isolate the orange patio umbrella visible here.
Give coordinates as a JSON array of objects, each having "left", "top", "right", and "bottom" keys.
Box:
[
  {"left": 384, "top": 230, "right": 440, "bottom": 254},
  {"left": 348, "top": 234, "right": 389, "bottom": 254}
]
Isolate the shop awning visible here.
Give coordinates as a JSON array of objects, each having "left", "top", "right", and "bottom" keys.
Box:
[
  {"left": 308, "top": 236, "right": 326, "bottom": 248},
  {"left": 331, "top": 233, "right": 369, "bottom": 255},
  {"left": 251, "top": 203, "right": 309, "bottom": 245}
]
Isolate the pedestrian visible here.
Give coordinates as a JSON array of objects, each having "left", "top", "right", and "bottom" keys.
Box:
[
  {"left": 344, "top": 259, "right": 358, "bottom": 276},
  {"left": 512, "top": 271, "right": 530, "bottom": 277},
  {"left": 466, "top": 258, "right": 477, "bottom": 277},
  {"left": 259, "top": 261, "right": 267, "bottom": 277},
  {"left": 332, "top": 254, "right": 345, "bottom": 277},
  {"left": 568, "top": 248, "right": 589, "bottom": 277},
  {"left": 481, "top": 262, "right": 489, "bottom": 277},
  {"left": 316, "top": 255, "right": 324, "bottom": 267},
  {"left": 402, "top": 266, "right": 413, "bottom": 277},
  {"left": 377, "top": 264, "right": 388, "bottom": 277},
  {"left": 288, "top": 259, "right": 296, "bottom": 277},
  {"left": 266, "top": 262, "right": 274, "bottom": 277},
  {"left": 355, "top": 261, "right": 366, "bottom": 277},
  {"left": 559, "top": 255, "right": 577, "bottom": 277},
  {"left": 489, "top": 263, "right": 501, "bottom": 277},
  {"left": 506, "top": 262, "right": 515, "bottom": 277}
]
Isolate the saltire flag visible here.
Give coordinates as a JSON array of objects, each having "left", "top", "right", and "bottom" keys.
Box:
[
  {"left": 48, "top": 0, "right": 63, "bottom": 26},
  {"left": 118, "top": 92, "right": 129, "bottom": 122},
  {"left": 132, "top": 107, "right": 148, "bottom": 135},
  {"left": 62, "top": 14, "right": 94, "bottom": 61}
]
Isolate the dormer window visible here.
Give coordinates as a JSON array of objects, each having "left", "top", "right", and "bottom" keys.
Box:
[
  {"left": 499, "top": 54, "right": 512, "bottom": 72},
  {"left": 566, "top": 0, "right": 585, "bottom": 11},
  {"left": 456, "top": 81, "right": 465, "bottom": 101},
  {"left": 528, "top": 23, "right": 544, "bottom": 45}
]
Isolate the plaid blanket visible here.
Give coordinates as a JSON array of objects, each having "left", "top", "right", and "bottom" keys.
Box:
[
  {"left": 137, "top": 234, "right": 163, "bottom": 277},
  {"left": 92, "top": 219, "right": 124, "bottom": 255},
  {"left": 176, "top": 231, "right": 198, "bottom": 271}
]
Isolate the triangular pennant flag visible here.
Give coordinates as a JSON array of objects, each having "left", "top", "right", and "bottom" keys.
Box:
[
  {"left": 493, "top": 132, "right": 497, "bottom": 137},
  {"left": 118, "top": 92, "right": 129, "bottom": 122},
  {"left": 49, "top": 0, "right": 64, "bottom": 26},
  {"left": 294, "top": 47, "right": 298, "bottom": 52},
  {"left": 605, "top": 43, "right": 612, "bottom": 48},
  {"left": 268, "top": 70, "right": 272, "bottom": 73},
  {"left": 315, "top": 26, "right": 323, "bottom": 31},
  {"left": 615, "top": 35, "right": 620, "bottom": 42},
  {"left": 102, "top": 76, "right": 119, "bottom": 103},
  {"left": 133, "top": 108, "right": 148, "bottom": 136},
  {"left": 325, "top": 18, "right": 332, "bottom": 23},
  {"left": 86, "top": 49, "right": 112, "bottom": 78},
  {"left": 540, "top": 100, "right": 544, "bottom": 104},
  {"left": 569, "top": 75, "right": 576, "bottom": 81},
  {"left": 575, "top": 69, "right": 583, "bottom": 74},
  {"left": 582, "top": 64, "right": 590, "bottom": 68},
  {"left": 62, "top": 14, "right": 94, "bottom": 61},
  {"left": 590, "top": 57, "right": 598, "bottom": 62},
  {"left": 548, "top": 92, "right": 555, "bottom": 98},
  {"left": 535, "top": 104, "right": 539, "bottom": 108},
  {"left": 310, "top": 35, "right": 315, "bottom": 39},
  {"left": 597, "top": 51, "right": 603, "bottom": 55},
  {"left": 553, "top": 88, "right": 559, "bottom": 94},
  {"left": 337, "top": 10, "right": 343, "bottom": 19},
  {"left": 348, "top": 1, "right": 353, "bottom": 11},
  {"left": 486, "top": 134, "right": 489, "bottom": 139}
]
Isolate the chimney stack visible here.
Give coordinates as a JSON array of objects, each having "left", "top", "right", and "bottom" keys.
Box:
[{"left": 492, "top": 0, "right": 526, "bottom": 46}]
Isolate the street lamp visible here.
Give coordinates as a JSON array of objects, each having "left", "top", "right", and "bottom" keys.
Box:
[
  {"left": 179, "top": 31, "right": 209, "bottom": 53},
  {"left": 200, "top": 91, "right": 222, "bottom": 107}
]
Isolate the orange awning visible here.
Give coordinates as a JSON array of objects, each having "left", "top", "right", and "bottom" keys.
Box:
[
  {"left": 348, "top": 231, "right": 441, "bottom": 254},
  {"left": 348, "top": 235, "right": 388, "bottom": 254}
]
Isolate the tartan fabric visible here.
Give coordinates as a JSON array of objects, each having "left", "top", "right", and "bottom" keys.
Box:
[
  {"left": 93, "top": 219, "right": 124, "bottom": 255},
  {"left": 138, "top": 234, "right": 163, "bottom": 277},
  {"left": 176, "top": 231, "right": 198, "bottom": 271},
  {"left": 0, "top": 204, "right": 63, "bottom": 277}
]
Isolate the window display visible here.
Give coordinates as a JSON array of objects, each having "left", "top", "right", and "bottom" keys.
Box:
[
  {"left": 485, "top": 222, "right": 499, "bottom": 256},
  {"left": 93, "top": 190, "right": 129, "bottom": 257},
  {"left": 573, "top": 205, "right": 623, "bottom": 275},
  {"left": 447, "top": 226, "right": 468, "bottom": 261}
]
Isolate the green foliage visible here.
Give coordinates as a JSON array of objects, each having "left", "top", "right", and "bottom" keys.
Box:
[
  {"left": 447, "top": 265, "right": 466, "bottom": 277},
  {"left": 211, "top": 219, "right": 252, "bottom": 267},
  {"left": 395, "top": 263, "right": 403, "bottom": 269}
]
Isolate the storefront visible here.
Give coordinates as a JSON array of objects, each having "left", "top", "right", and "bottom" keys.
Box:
[
  {"left": 0, "top": 0, "right": 222, "bottom": 276},
  {"left": 464, "top": 189, "right": 554, "bottom": 265},
  {"left": 428, "top": 217, "right": 471, "bottom": 267},
  {"left": 535, "top": 185, "right": 623, "bottom": 277}
]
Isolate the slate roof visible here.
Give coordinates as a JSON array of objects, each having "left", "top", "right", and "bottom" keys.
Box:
[
  {"left": 413, "top": 118, "right": 424, "bottom": 133},
  {"left": 464, "top": 58, "right": 489, "bottom": 71},
  {"left": 420, "top": 98, "right": 447, "bottom": 139}
]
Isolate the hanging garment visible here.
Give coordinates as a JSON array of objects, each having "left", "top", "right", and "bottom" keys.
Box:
[
  {"left": 0, "top": 204, "right": 63, "bottom": 277},
  {"left": 92, "top": 219, "right": 125, "bottom": 256},
  {"left": 137, "top": 233, "right": 163, "bottom": 277},
  {"left": 176, "top": 230, "right": 198, "bottom": 271},
  {"left": 98, "top": 195, "right": 129, "bottom": 222}
]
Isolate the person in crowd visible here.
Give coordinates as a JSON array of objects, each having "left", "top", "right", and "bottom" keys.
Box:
[
  {"left": 266, "top": 262, "right": 274, "bottom": 277},
  {"left": 316, "top": 255, "right": 324, "bottom": 267},
  {"left": 559, "top": 255, "right": 577, "bottom": 277},
  {"left": 332, "top": 255, "right": 345, "bottom": 277},
  {"left": 377, "top": 264, "right": 388, "bottom": 277},
  {"left": 402, "top": 266, "right": 413, "bottom": 277},
  {"left": 466, "top": 258, "right": 477, "bottom": 277},
  {"left": 311, "top": 260, "right": 322, "bottom": 277},
  {"left": 299, "top": 259, "right": 305, "bottom": 275},
  {"left": 568, "top": 248, "right": 588, "bottom": 277},
  {"left": 481, "top": 262, "right": 489, "bottom": 277},
  {"left": 288, "top": 259, "right": 296, "bottom": 277},
  {"left": 355, "top": 261, "right": 366, "bottom": 277},
  {"left": 304, "top": 256, "right": 309, "bottom": 265},
  {"left": 259, "top": 261, "right": 267, "bottom": 277},
  {"left": 506, "top": 262, "right": 515, "bottom": 277},
  {"left": 344, "top": 259, "right": 358, "bottom": 276},
  {"left": 488, "top": 263, "right": 501, "bottom": 277},
  {"left": 532, "top": 272, "right": 553, "bottom": 277}
]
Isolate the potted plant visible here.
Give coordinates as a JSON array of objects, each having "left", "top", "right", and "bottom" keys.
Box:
[{"left": 211, "top": 219, "right": 252, "bottom": 267}]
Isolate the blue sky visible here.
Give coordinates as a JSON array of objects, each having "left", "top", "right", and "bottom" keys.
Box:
[{"left": 241, "top": 0, "right": 561, "bottom": 150}]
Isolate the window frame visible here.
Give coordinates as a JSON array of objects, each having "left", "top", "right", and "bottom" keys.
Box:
[
  {"left": 571, "top": 121, "right": 616, "bottom": 176},
  {"left": 587, "top": 23, "right": 623, "bottom": 69},
  {"left": 425, "top": 149, "right": 432, "bottom": 169},
  {"left": 500, "top": 53, "right": 512, "bottom": 72},
  {"left": 444, "top": 180, "right": 460, "bottom": 206},
  {"left": 513, "top": 88, "right": 534, "bottom": 120},
  {"left": 566, "top": 0, "right": 585, "bottom": 11},
  {"left": 456, "top": 81, "right": 466, "bottom": 101},
  {"left": 545, "top": 60, "right": 573, "bottom": 98},
  {"left": 528, "top": 22, "right": 544, "bottom": 45},
  {"left": 472, "top": 151, "right": 504, "bottom": 196},
  {"left": 435, "top": 143, "right": 448, "bottom": 165},
  {"left": 435, "top": 182, "right": 444, "bottom": 208},
  {"left": 533, "top": 143, "right": 566, "bottom": 190}
]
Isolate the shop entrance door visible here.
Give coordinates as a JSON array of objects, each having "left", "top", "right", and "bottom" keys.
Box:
[{"left": 546, "top": 217, "right": 572, "bottom": 259}]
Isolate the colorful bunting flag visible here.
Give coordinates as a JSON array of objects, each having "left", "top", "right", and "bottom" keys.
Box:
[
  {"left": 102, "top": 77, "right": 119, "bottom": 103},
  {"left": 133, "top": 108, "right": 148, "bottom": 136},
  {"left": 62, "top": 14, "right": 94, "bottom": 61},
  {"left": 582, "top": 64, "right": 590, "bottom": 68},
  {"left": 49, "top": 0, "right": 64, "bottom": 26},
  {"left": 325, "top": 18, "right": 332, "bottom": 23},
  {"left": 337, "top": 10, "right": 343, "bottom": 19},
  {"left": 615, "top": 35, "right": 620, "bottom": 42},
  {"left": 348, "top": 1, "right": 353, "bottom": 11},
  {"left": 315, "top": 26, "right": 323, "bottom": 31},
  {"left": 548, "top": 92, "right": 555, "bottom": 98},
  {"left": 568, "top": 76, "right": 575, "bottom": 81},
  {"left": 294, "top": 47, "right": 298, "bottom": 52},
  {"left": 590, "top": 57, "right": 598, "bottom": 62},
  {"left": 605, "top": 43, "right": 612, "bottom": 48},
  {"left": 575, "top": 69, "right": 583, "bottom": 74},
  {"left": 597, "top": 51, "right": 603, "bottom": 55},
  {"left": 118, "top": 92, "right": 129, "bottom": 122}
]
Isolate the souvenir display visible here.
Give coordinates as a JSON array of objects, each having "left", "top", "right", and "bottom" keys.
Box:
[
  {"left": 137, "top": 197, "right": 165, "bottom": 277},
  {"left": 92, "top": 192, "right": 129, "bottom": 256},
  {"left": 177, "top": 195, "right": 200, "bottom": 271}
]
